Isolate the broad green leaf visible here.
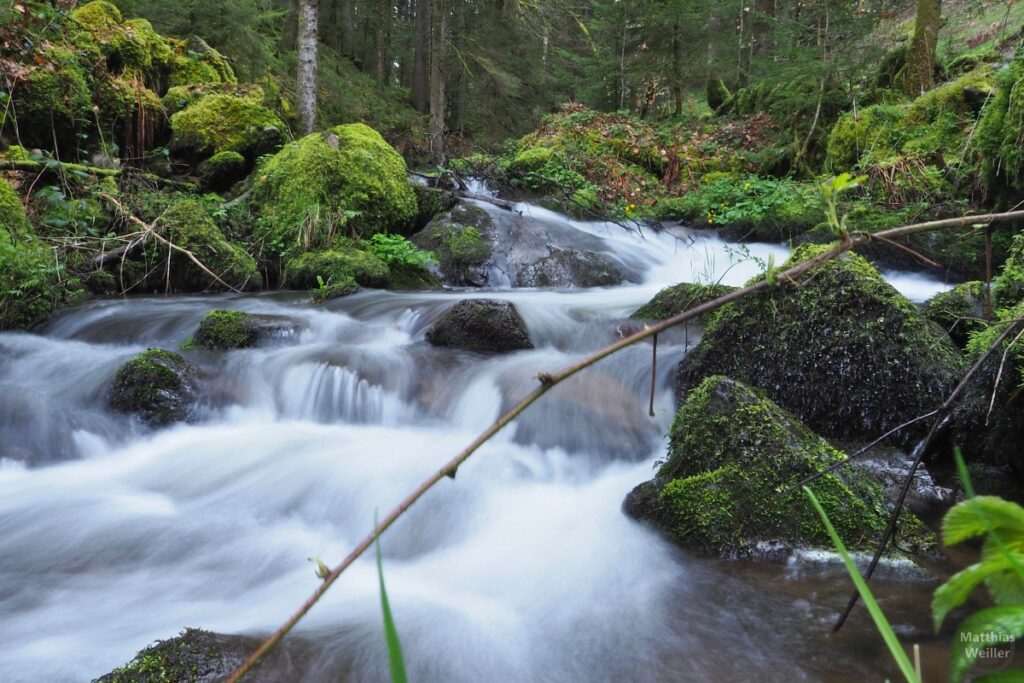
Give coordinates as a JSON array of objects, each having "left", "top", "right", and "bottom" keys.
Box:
[
  {"left": 934, "top": 554, "right": 1024, "bottom": 630},
  {"left": 943, "top": 497, "right": 1024, "bottom": 546},
  {"left": 950, "top": 605, "right": 1024, "bottom": 682},
  {"left": 804, "top": 487, "right": 920, "bottom": 683}
]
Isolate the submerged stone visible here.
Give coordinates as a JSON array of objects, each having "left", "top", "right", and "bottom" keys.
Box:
[{"left": 426, "top": 299, "right": 533, "bottom": 353}]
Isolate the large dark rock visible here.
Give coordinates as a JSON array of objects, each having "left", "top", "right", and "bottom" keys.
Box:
[
  {"left": 923, "top": 281, "right": 987, "bottom": 348},
  {"left": 676, "top": 244, "right": 963, "bottom": 445},
  {"left": 624, "top": 376, "right": 933, "bottom": 559},
  {"left": 94, "top": 628, "right": 294, "bottom": 683},
  {"left": 107, "top": 349, "right": 199, "bottom": 427},
  {"left": 515, "top": 247, "right": 624, "bottom": 288},
  {"left": 426, "top": 299, "right": 533, "bottom": 353}
]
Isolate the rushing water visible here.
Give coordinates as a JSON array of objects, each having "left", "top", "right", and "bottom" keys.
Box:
[{"left": 0, "top": 202, "right": 955, "bottom": 682}]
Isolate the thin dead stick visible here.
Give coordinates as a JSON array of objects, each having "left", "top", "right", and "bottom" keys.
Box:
[
  {"left": 649, "top": 333, "right": 658, "bottom": 418},
  {"left": 99, "top": 193, "right": 245, "bottom": 293},
  {"left": 833, "top": 315, "right": 1024, "bottom": 633},
  {"left": 870, "top": 234, "right": 941, "bottom": 269},
  {"left": 987, "top": 324, "right": 1024, "bottom": 425},
  {"left": 227, "top": 209, "right": 1024, "bottom": 683}
]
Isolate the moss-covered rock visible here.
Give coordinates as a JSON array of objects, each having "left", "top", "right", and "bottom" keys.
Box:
[
  {"left": 95, "top": 628, "right": 290, "bottom": 683},
  {"left": 426, "top": 299, "right": 533, "bottom": 353},
  {"left": 951, "top": 302, "right": 1024, "bottom": 468},
  {"left": 310, "top": 278, "right": 360, "bottom": 303},
  {"left": 924, "top": 281, "right": 987, "bottom": 348},
  {"left": 163, "top": 83, "right": 262, "bottom": 116},
  {"left": 252, "top": 124, "right": 417, "bottom": 252},
  {"left": 282, "top": 245, "right": 389, "bottom": 289},
  {"left": 148, "top": 197, "right": 259, "bottom": 292},
  {"left": 625, "top": 376, "right": 927, "bottom": 558},
  {"left": 107, "top": 348, "right": 198, "bottom": 426},
  {"left": 198, "top": 151, "right": 247, "bottom": 192},
  {"left": 167, "top": 36, "right": 236, "bottom": 88},
  {"left": 676, "top": 244, "right": 963, "bottom": 444},
  {"left": 411, "top": 205, "right": 495, "bottom": 286},
  {"left": 411, "top": 185, "right": 458, "bottom": 232},
  {"left": 193, "top": 310, "right": 259, "bottom": 350},
  {"left": 0, "top": 177, "right": 30, "bottom": 238},
  {"left": 976, "top": 49, "right": 1024, "bottom": 201},
  {"left": 13, "top": 45, "right": 95, "bottom": 151},
  {"left": 170, "top": 94, "right": 284, "bottom": 161},
  {"left": 826, "top": 104, "right": 907, "bottom": 170},
  {"left": 632, "top": 282, "right": 737, "bottom": 321}
]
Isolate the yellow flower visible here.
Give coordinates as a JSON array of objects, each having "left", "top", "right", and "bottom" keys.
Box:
[{"left": 744, "top": 182, "right": 751, "bottom": 190}]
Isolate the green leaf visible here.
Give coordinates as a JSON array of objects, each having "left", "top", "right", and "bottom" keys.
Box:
[
  {"left": 934, "top": 554, "right": 1024, "bottom": 631},
  {"left": 944, "top": 497, "right": 1024, "bottom": 546},
  {"left": 950, "top": 605, "right": 1024, "bottom": 682},
  {"left": 803, "top": 486, "right": 920, "bottom": 683},
  {"left": 376, "top": 525, "right": 408, "bottom": 683}
]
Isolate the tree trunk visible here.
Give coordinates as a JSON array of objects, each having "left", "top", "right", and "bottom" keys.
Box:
[
  {"left": 753, "top": 0, "right": 775, "bottom": 58},
  {"left": 297, "top": 0, "right": 319, "bottom": 134},
  {"left": 671, "top": 14, "right": 682, "bottom": 116},
  {"left": 281, "top": 0, "right": 300, "bottom": 52},
  {"left": 429, "top": 0, "right": 446, "bottom": 164},
  {"left": 374, "top": 0, "right": 391, "bottom": 84},
  {"left": 412, "top": 0, "right": 429, "bottom": 111},
  {"left": 339, "top": 0, "right": 354, "bottom": 58},
  {"left": 902, "top": 0, "right": 941, "bottom": 96}
]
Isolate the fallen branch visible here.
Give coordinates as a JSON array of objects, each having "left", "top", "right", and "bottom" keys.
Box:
[
  {"left": 99, "top": 193, "right": 244, "bottom": 293},
  {"left": 0, "top": 159, "right": 194, "bottom": 189},
  {"left": 227, "top": 208, "right": 1024, "bottom": 683}
]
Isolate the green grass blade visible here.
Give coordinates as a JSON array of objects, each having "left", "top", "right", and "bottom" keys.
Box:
[
  {"left": 803, "top": 486, "right": 920, "bottom": 683},
  {"left": 375, "top": 528, "right": 408, "bottom": 683}
]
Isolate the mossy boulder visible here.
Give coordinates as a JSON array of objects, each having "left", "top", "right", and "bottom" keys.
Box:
[
  {"left": 12, "top": 45, "right": 95, "bottom": 151},
  {"left": 625, "top": 376, "right": 926, "bottom": 558},
  {"left": 107, "top": 349, "right": 199, "bottom": 426},
  {"left": 198, "top": 151, "right": 247, "bottom": 192},
  {"left": 676, "top": 244, "right": 963, "bottom": 444},
  {"left": 515, "top": 247, "right": 625, "bottom": 288},
  {"left": 426, "top": 299, "right": 533, "bottom": 353},
  {"left": 976, "top": 49, "right": 1024, "bottom": 201},
  {"left": 167, "top": 36, "right": 236, "bottom": 88},
  {"left": 826, "top": 104, "right": 907, "bottom": 170},
  {"left": 951, "top": 302, "right": 1024, "bottom": 468},
  {"left": 411, "top": 185, "right": 458, "bottom": 232},
  {"left": 147, "top": 197, "right": 259, "bottom": 292},
  {"left": 170, "top": 94, "right": 284, "bottom": 161},
  {"left": 95, "top": 628, "right": 291, "bottom": 683},
  {"left": 632, "top": 282, "right": 737, "bottom": 321},
  {"left": 163, "top": 83, "right": 262, "bottom": 116},
  {"left": 282, "top": 245, "right": 389, "bottom": 290},
  {"left": 194, "top": 310, "right": 259, "bottom": 350},
  {"left": 252, "top": 124, "right": 417, "bottom": 251},
  {"left": 411, "top": 205, "right": 495, "bottom": 286},
  {"left": 924, "top": 281, "right": 987, "bottom": 348}
]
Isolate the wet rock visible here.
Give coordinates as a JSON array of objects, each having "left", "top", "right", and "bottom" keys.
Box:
[
  {"left": 93, "top": 628, "right": 294, "bottom": 683},
  {"left": 426, "top": 299, "right": 533, "bottom": 353},
  {"left": 107, "top": 349, "right": 198, "bottom": 426},
  {"left": 632, "top": 282, "right": 737, "bottom": 321},
  {"left": 625, "top": 376, "right": 933, "bottom": 559},
  {"left": 194, "top": 310, "right": 298, "bottom": 350},
  {"left": 676, "top": 244, "right": 963, "bottom": 446},
  {"left": 515, "top": 247, "right": 624, "bottom": 288},
  {"left": 411, "top": 204, "right": 496, "bottom": 286},
  {"left": 411, "top": 185, "right": 458, "bottom": 232},
  {"left": 923, "top": 281, "right": 987, "bottom": 348}
]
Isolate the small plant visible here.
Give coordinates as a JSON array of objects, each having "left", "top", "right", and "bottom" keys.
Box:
[
  {"left": 364, "top": 233, "right": 436, "bottom": 269},
  {"left": 821, "top": 172, "right": 866, "bottom": 239},
  {"left": 376, "top": 522, "right": 407, "bottom": 683}
]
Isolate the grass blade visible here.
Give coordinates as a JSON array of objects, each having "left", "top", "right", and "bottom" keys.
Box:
[
  {"left": 375, "top": 526, "right": 408, "bottom": 683},
  {"left": 804, "top": 486, "right": 920, "bottom": 683}
]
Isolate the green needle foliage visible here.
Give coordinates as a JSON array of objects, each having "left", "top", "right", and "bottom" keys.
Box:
[{"left": 803, "top": 485, "right": 921, "bottom": 683}]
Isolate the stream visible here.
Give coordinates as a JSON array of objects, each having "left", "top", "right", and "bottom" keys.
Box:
[{"left": 0, "top": 199, "right": 955, "bottom": 682}]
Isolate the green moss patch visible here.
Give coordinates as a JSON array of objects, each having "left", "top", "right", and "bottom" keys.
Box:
[
  {"left": 626, "top": 376, "right": 929, "bottom": 558},
  {"left": 632, "top": 282, "right": 737, "bottom": 321},
  {"left": 677, "top": 244, "right": 963, "bottom": 444},
  {"left": 170, "top": 94, "right": 284, "bottom": 160},
  {"left": 411, "top": 205, "right": 495, "bottom": 286},
  {"left": 194, "top": 310, "right": 258, "bottom": 350},
  {"left": 283, "top": 245, "right": 389, "bottom": 290},
  {"left": 107, "top": 348, "right": 198, "bottom": 426},
  {"left": 252, "top": 124, "right": 417, "bottom": 253}
]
